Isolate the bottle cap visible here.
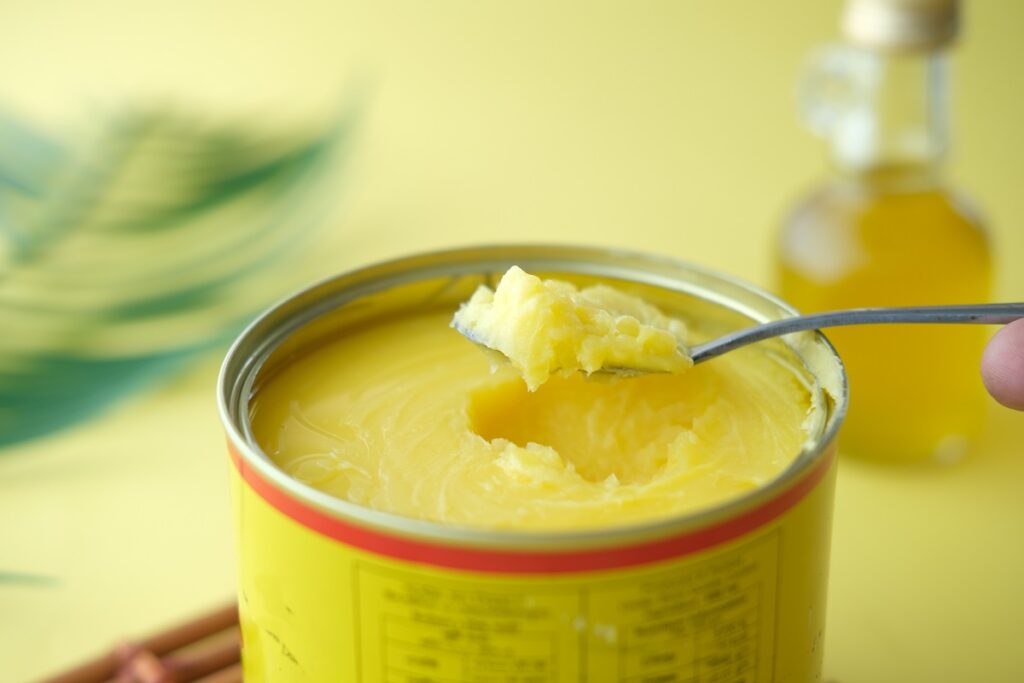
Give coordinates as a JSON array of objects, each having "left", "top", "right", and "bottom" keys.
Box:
[{"left": 842, "top": 0, "right": 959, "bottom": 51}]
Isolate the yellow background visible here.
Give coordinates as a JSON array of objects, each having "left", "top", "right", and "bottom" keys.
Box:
[{"left": 1, "top": 1, "right": 1022, "bottom": 681}]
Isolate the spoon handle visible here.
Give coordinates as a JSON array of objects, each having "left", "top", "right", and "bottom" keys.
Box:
[{"left": 689, "top": 303, "right": 1024, "bottom": 364}]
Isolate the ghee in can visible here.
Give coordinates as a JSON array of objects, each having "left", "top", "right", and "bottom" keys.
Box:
[{"left": 218, "top": 245, "right": 847, "bottom": 682}]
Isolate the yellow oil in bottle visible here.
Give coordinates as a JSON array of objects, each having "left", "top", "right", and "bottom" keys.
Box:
[{"left": 778, "top": 165, "right": 992, "bottom": 462}]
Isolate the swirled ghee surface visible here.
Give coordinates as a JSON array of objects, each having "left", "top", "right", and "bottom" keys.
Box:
[{"left": 250, "top": 279, "right": 815, "bottom": 530}]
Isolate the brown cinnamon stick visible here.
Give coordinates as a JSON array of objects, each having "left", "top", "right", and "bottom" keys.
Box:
[
  {"left": 36, "top": 603, "right": 239, "bottom": 683},
  {"left": 164, "top": 629, "right": 241, "bottom": 682},
  {"left": 193, "top": 664, "right": 242, "bottom": 683}
]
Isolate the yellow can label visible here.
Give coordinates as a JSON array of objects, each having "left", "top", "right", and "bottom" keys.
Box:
[{"left": 230, "top": 445, "right": 835, "bottom": 682}]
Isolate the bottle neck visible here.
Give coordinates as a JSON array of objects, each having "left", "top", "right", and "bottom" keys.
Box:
[{"left": 804, "top": 46, "right": 950, "bottom": 187}]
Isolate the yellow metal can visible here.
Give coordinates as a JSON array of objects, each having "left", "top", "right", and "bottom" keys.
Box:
[{"left": 218, "top": 246, "right": 847, "bottom": 683}]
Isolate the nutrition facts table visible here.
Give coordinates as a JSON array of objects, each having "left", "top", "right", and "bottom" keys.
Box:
[
  {"left": 590, "top": 543, "right": 773, "bottom": 683},
  {"left": 354, "top": 532, "right": 778, "bottom": 683}
]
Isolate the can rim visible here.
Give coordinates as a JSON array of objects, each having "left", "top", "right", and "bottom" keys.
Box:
[{"left": 218, "top": 243, "right": 848, "bottom": 549}]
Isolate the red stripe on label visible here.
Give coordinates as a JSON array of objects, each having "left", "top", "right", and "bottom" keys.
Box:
[{"left": 230, "top": 444, "right": 834, "bottom": 574}]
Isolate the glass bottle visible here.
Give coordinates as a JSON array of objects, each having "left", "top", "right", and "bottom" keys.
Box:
[{"left": 776, "top": 0, "right": 992, "bottom": 463}]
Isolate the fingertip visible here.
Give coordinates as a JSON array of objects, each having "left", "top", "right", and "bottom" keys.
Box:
[{"left": 981, "top": 318, "right": 1024, "bottom": 411}]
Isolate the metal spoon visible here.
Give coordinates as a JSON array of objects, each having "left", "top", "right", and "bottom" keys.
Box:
[
  {"left": 690, "top": 303, "right": 1024, "bottom": 365},
  {"left": 455, "top": 303, "right": 1024, "bottom": 376}
]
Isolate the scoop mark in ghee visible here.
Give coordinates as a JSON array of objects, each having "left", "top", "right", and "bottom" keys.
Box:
[{"left": 451, "top": 266, "right": 693, "bottom": 390}]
